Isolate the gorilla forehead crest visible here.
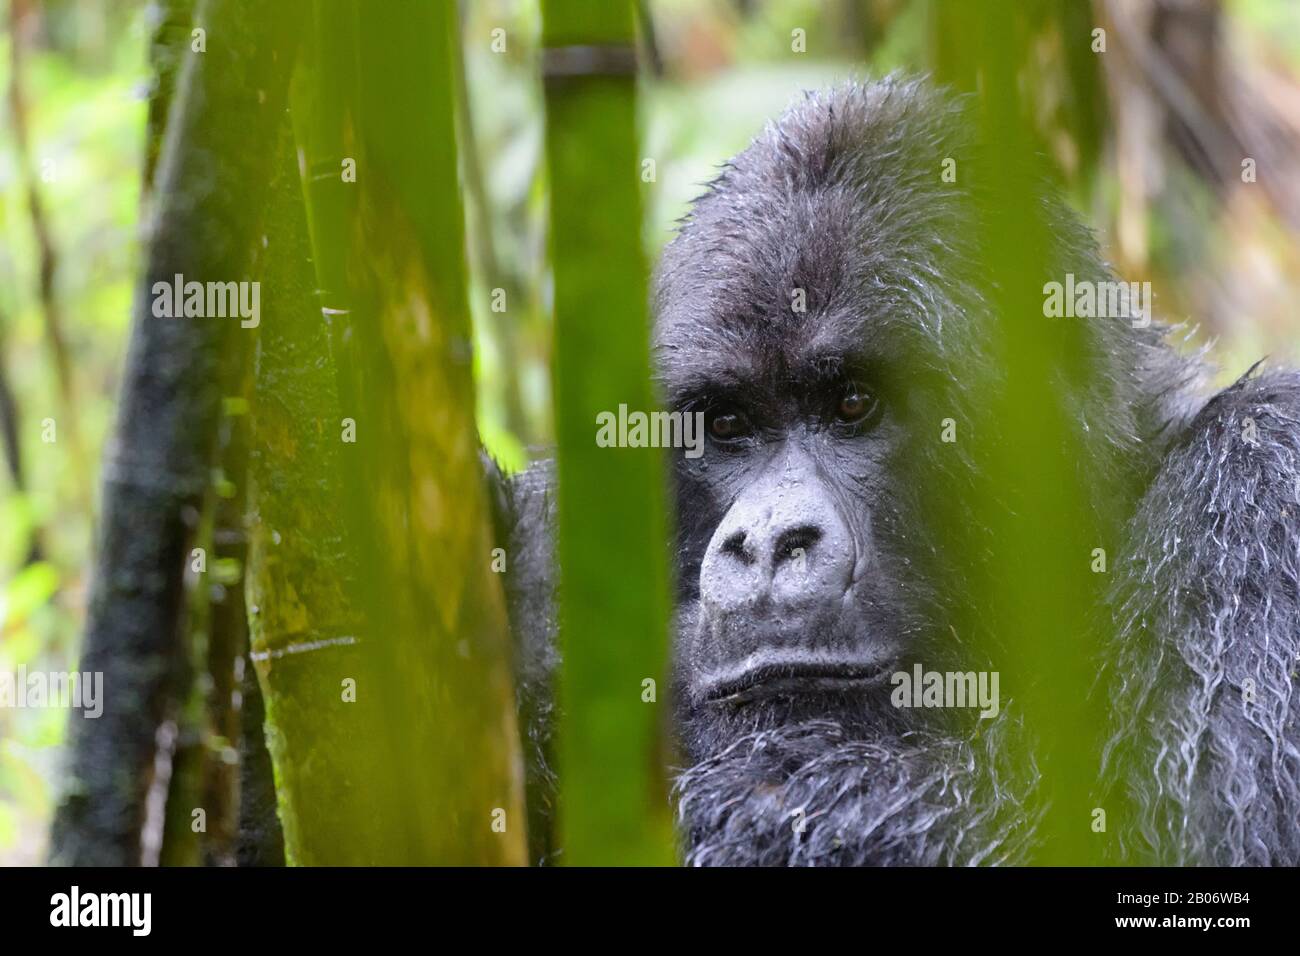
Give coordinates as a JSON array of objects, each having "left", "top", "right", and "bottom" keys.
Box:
[{"left": 653, "top": 77, "right": 978, "bottom": 396}]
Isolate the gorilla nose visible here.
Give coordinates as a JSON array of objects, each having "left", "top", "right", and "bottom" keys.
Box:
[
  {"left": 700, "top": 479, "right": 855, "bottom": 621},
  {"left": 720, "top": 524, "right": 824, "bottom": 572},
  {"left": 774, "top": 525, "right": 823, "bottom": 566}
]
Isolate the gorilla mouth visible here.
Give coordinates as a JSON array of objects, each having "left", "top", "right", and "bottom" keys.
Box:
[{"left": 701, "top": 660, "right": 888, "bottom": 705}]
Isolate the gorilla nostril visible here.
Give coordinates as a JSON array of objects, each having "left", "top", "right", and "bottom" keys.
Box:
[
  {"left": 721, "top": 529, "right": 754, "bottom": 565},
  {"left": 774, "top": 525, "right": 822, "bottom": 565}
]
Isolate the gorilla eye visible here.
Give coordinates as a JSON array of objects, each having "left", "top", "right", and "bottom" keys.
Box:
[
  {"left": 706, "top": 409, "right": 750, "bottom": 443},
  {"left": 836, "top": 384, "right": 877, "bottom": 425}
]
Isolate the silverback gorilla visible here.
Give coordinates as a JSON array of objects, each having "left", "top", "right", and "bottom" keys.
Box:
[{"left": 493, "top": 76, "right": 1300, "bottom": 866}]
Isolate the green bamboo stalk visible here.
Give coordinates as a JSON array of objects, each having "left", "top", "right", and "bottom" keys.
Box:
[
  {"left": 243, "top": 117, "right": 372, "bottom": 865},
  {"left": 926, "top": 0, "right": 1106, "bottom": 865},
  {"left": 541, "top": 0, "right": 675, "bottom": 865},
  {"left": 256, "top": 0, "right": 525, "bottom": 864}
]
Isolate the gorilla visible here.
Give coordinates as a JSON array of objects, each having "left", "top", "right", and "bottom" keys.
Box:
[{"left": 498, "top": 76, "right": 1300, "bottom": 867}]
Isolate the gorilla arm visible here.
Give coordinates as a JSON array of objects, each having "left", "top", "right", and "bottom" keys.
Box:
[{"left": 1103, "top": 368, "right": 1300, "bottom": 865}]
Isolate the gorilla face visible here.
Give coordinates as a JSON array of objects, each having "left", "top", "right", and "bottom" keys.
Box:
[
  {"left": 664, "top": 319, "right": 928, "bottom": 744},
  {"left": 652, "top": 82, "right": 987, "bottom": 761}
]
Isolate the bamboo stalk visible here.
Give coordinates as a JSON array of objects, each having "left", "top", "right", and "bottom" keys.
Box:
[{"left": 541, "top": 0, "right": 675, "bottom": 865}]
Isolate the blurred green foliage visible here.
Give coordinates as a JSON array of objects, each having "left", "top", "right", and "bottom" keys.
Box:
[{"left": 0, "top": 1, "right": 146, "bottom": 863}]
